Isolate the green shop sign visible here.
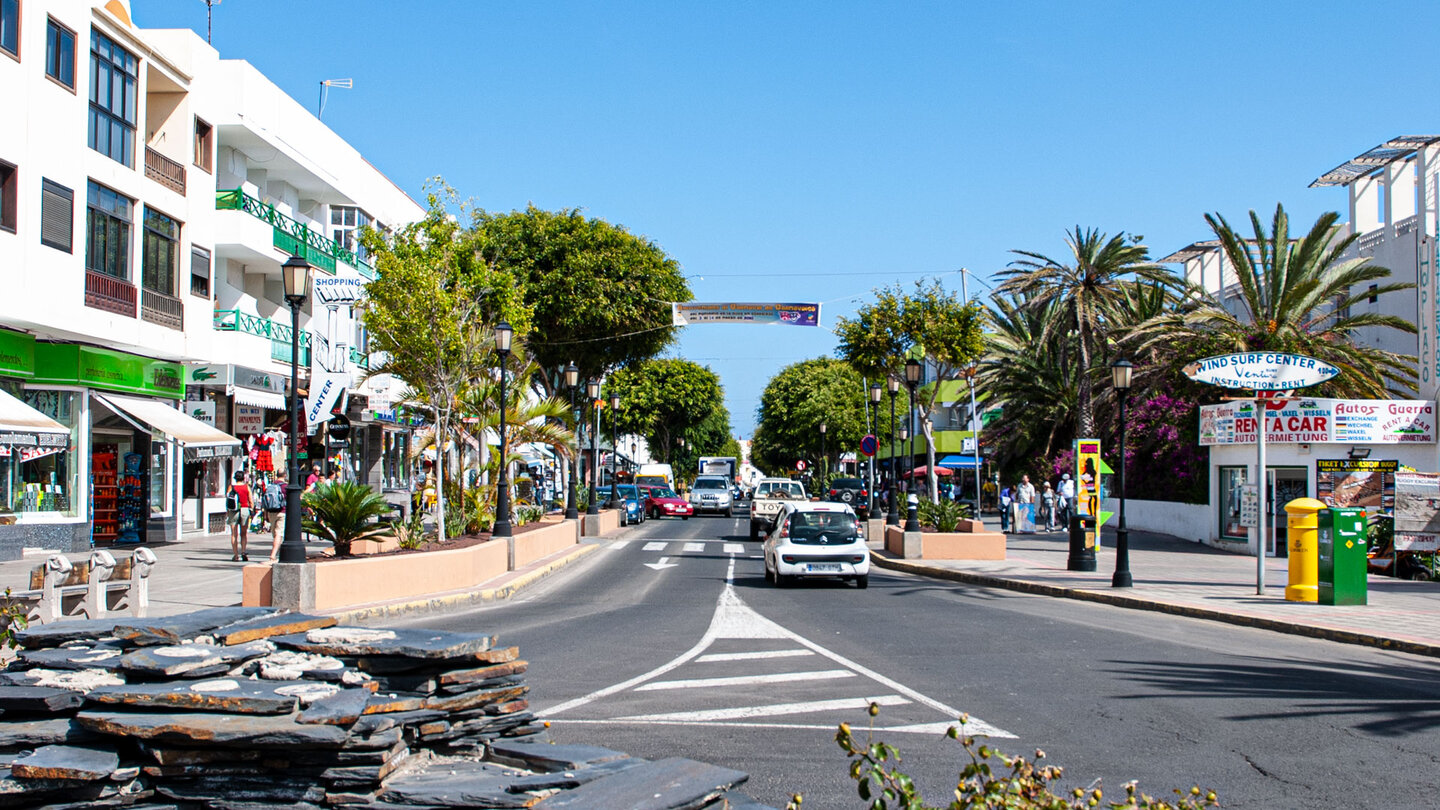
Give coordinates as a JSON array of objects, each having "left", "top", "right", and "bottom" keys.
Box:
[
  {"left": 32, "top": 344, "right": 185, "bottom": 399},
  {"left": 0, "top": 329, "right": 36, "bottom": 378}
]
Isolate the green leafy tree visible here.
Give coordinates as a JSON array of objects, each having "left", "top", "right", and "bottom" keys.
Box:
[
  {"left": 1135, "top": 205, "right": 1417, "bottom": 396},
  {"left": 995, "top": 228, "right": 1175, "bottom": 439},
  {"left": 606, "top": 359, "right": 725, "bottom": 466},
  {"left": 835, "top": 281, "right": 985, "bottom": 501},
  {"left": 361, "top": 181, "right": 530, "bottom": 540},
  {"left": 302, "top": 481, "right": 395, "bottom": 557},
  {"left": 751, "top": 358, "right": 872, "bottom": 478},
  {"left": 470, "top": 206, "right": 692, "bottom": 387}
]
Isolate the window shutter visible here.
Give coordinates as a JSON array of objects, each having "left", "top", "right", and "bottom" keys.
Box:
[{"left": 40, "top": 179, "right": 73, "bottom": 253}]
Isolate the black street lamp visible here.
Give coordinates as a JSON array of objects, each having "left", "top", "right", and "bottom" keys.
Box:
[
  {"left": 492, "top": 322, "right": 514, "bottom": 539},
  {"left": 585, "top": 378, "right": 600, "bottom": 515},
  {"left": 887, "top": 376, "right": 900, "bottom": 526},
  {"left": 903, "top": 358, "right": 922, "bottom": 531},
  {"left": 869, "top": 382, "right": 882, "bottom": 517},
  {"left": 1111, "top": 358, "right": 1134, "bottom": 588},
  {"left": 278, "top": 256, "right": 312, "bottom": 564},
  {"left": 564, "top": 362, "right": 579, "bottom": 520},
  {"left": 609, "top": 392, "right": 621, "bottom": 508}
]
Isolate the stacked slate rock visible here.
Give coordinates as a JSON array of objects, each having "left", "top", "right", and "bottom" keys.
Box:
[{"left": 0, "top": 606, "right": 776, "bottom": 809}]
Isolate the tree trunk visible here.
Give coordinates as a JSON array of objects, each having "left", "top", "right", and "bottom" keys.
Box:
[
  {"left": 435, "top": 409, "right": 448, "bottom": 541},
  {"left": 922, "top": 415, "right": 938, "bottom": 504},
  {"left": 1076, "top": 321, "right": 1095, "bottom": 439}
]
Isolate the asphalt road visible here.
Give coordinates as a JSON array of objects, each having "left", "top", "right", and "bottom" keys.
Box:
[{"left": 406, "top": 508, "right": 1440, "bottom": 809}]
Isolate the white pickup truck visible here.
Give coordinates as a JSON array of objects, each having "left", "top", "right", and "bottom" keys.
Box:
[{"left": 749, "top": 478, "right": 807, "bottom": 540}]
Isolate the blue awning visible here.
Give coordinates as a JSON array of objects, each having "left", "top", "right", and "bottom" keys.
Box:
[{"left": 938, "top": 455, "right": 986, "bottom": 469}]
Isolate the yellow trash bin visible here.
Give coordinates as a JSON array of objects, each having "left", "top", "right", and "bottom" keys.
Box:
[{"left": 1285, "top": 497, "right": 1325, "bottom": 602}]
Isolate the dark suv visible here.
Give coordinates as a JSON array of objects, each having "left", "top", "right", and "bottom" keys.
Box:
[{"left": 826, "top": 477, "right": 869, "bottom": 517}]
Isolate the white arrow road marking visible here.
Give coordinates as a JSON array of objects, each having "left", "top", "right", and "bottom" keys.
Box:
[
  {"left": 618, "top": 695, "right": 908, "bottom": 723},
  {"left": 723, "top": 543, "right": 744, "bottom": 555},
  {"left": 643, "top": 541, "right": 668, "bottom": 552},
  {"left": 542, "top": 561, "right": 1014, "bottom": 738},
  {"left": 697, "top": 649, "right": 812, "bottom": 663},
  {"left": 635, "top": 670, "right": 855, "bottom": 691},
  {"left": 683, "top": 542, "right": 706, "bottom": 553},
  {"left": 644, "top": 557, "right": 679, "bottom": 571}
]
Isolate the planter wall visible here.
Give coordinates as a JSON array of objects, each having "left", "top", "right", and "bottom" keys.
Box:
[
  {"left": 512, "top": 518, "right": 579, "bottom": 569},
  {"left": 884, "top": 523, "right": 1005, "bottom": 560},
  {"left": 581, "top": 509, "right": 620, "bottom": 537},
  {"left": 309, "top": 540, "right": 509, "bottom": 611}
]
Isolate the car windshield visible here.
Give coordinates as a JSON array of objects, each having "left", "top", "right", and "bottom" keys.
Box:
[
  {"left": 758, "top": 481, "right": 805, "bottom": 498},
  {"left": 649, "top": 488, "right": 678, "bottom": 499},
  {"left": 833, "top": 478, "right": 862, "bottom": 488},
  {"left": 616, "top": 485, "right": 639, "bottom": 498},
  {"left": 694, "top": 479, "right": 727, "bottom": 489},
  {"left": 786, "top": 512, "right": 859, "bottom": 544}
]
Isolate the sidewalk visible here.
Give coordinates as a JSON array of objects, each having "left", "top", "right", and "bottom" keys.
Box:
[{"left": 871, "top": 513, "right": 1440, "bottom": 657}]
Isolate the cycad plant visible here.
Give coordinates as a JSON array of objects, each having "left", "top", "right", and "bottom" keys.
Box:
[{"left": 302, "top": 481, "right": 395, "bottom": 557}]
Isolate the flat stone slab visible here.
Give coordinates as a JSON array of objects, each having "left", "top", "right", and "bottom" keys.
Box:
[
  {"left": 0, "top": 719, "right": 99, "bottom": 749},
  {"left": 85, "top": 679, "right": 320, "bottom": 715},
  {"left": 273, "top": 627, "right": 496, "bottom": 660},
  {"left": 438, "top": 660, "right": 528, "bottom": 688},
  {"left": 534, "top": 757, "right": 749, "bottom": 810},
  {"left": 13, "top": 619, "right": 125, "bottom": 649},
  {"left": 379, "top": 766, "right": 537, "bottom": 808},
  {"left": 76, "top": 710, "right": 349, "bottom": 749},
  {"left": 215, "top": 612, "right": 337, "bottom": 646},
  {"left": 0, "top": 668, "right": 125, "bottom": 693},
  {"left": 10, "top": 745, "right": 119, "bottom": 781},
  {"left": 504, "top": 758, "right": 645, "bottom": 792},
  {"left": 112, "top": 607, "right": 276, "bottom": 646},
  {"left": 0, "top": 686, "right": 83, "bottom": 713},
  {"left": 17, "top": 647, "right": 126, "bottom": 672},
  {"left": 296, "top": 688, "right": 371, "bottom": 726},
  {"left": 488, "top": 742, "right": 631, "bottom": 773},
  {"left": 120, "top": 641, "right": 274, "bottom": 678}
]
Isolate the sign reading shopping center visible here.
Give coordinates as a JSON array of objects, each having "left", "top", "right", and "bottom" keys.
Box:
[
  {"left": 1200, "top": 399, "right": 1436, "bottom": 445},
  {"left": 1183, "top": 352, "right": 1340, "bottom": 390}
]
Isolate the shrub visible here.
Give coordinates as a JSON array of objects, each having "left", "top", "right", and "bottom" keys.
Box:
[
  {"left": 302, "top": 482, "right": 395, "bottom": 556},
  {"left": 517, "top": 505, "right": 545, "bottom": 525},
  {"left": 390, "top": 508, "right": 429, "bottom": 550},
  {"left": 917, "top": 499, "right": 971, "bottom": 531}
]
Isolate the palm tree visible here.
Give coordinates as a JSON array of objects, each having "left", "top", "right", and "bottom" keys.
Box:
[
  {"left": 302, "top": 481, "right": 395, "bottom": 556},
  {"left": 1134, "top": 205, "right": 1417, "bottom": 397},
  {"left": 979, "top": 293, "right": 1079, "bottom": 470},
  {"left": 996, "top": 228, "right": 1175, "bottom": 437}
]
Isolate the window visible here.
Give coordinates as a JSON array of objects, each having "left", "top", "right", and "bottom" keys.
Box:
[
  {"left": 39, "top": 178, "right": 72, "bottom": 252},
  {"left": 45, "top": 17, "right": 74, "bottom": 88},
  {"left": 88, "top": 30, "right": 138, "bottom": 167},
  {"left": 193, "top": 117, "right": 212, "bottom": 172},
  {"left": 0, "top": 0, "right": 18, "bottom": 59},
  {"left": 2, "top": 390, "right": 83, "bottom": 519},
  {"left": 0, "top": 161, "right": 15, "bottom": 233},
  {"left": 331, "top": 205, "right": 371, "bottom": 261},
  {"left": 189, "top": 245, "right": 210, "bottom": 298},
  {"left": 1219, "top": 466, "right": 1248, "bottom": 540},
  {"left": 140, "top": 206, "right": 179, "bottom": 294},
  {"left": 86, "top": 180, "right": 132, "bottom": 278},
  {"left": 1368, "top": 284, "right": 1378, "bottom": 305}
]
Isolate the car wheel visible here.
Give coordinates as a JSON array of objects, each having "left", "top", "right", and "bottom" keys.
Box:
[
  {"left": 682, "top": 516, "right": 689, "bottom": 520},
  {"left": 726, "top": 506, "right": 734, "bottom": 518},
  {"left": 764, "top": 562, "right": 774, "bottom": 584},
  {"left": 855, "top": 574, "right": 869, "bottom": 589}
]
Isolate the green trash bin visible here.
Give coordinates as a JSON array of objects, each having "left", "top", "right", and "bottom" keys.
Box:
[{"left": 1318, "top": 507, "right": 1368, "bottom": 606}]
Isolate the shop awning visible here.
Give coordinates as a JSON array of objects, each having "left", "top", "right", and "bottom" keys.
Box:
[
  {"left": 94, "top": 393, "right": 243, "bottom": 461},
  {"left": 937, "top": 454, "right": 986, "bottom": 469},
  {"left": 0, "top": 389, "right": 69, "bottom": 448},
  {"left": 233, "top": 387, "right": 287, "bottom": 410}
]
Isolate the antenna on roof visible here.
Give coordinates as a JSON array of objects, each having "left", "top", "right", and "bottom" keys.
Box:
[
  {"left": 202, "top": 0, "right": 221, "bottom": 44},
  {"left": 317, "top": 78, "right": 353, "bottom": 120}
]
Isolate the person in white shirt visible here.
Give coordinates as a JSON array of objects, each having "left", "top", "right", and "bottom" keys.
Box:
[{"left": 1058, "top": 473, "right": 1076, "bottom": 526}]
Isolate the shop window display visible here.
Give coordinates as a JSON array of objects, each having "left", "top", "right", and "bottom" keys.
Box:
[
  {"left": 382, "top": 431, "right": 410, "bottom": 490},
  {"left": 1220, "top": 466, "right": 1247, "bottom": 540},
  {"left": 0, "top": 389, "right": 81, "bottom": 517}
]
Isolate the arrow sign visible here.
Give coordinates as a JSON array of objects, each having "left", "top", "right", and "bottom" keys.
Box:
[{"left": 645, "top": 557, "right": 678, "bottom": 571}]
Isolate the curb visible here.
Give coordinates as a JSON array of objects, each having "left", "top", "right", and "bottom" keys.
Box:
[
  {"left": 871, "top": 553, "right": 1440, "bottom": 659},
  {"left": 330, "top": 543, "right": 604, "bottom": 624}
]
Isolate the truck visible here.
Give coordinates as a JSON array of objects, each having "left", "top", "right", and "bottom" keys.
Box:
[
  {"left": 697, "top": 456, "right": 737, "bottom": 480},
  {"left": 635, "top": 463, "right": 674, "bottom": 490},
  {"left": 749, "top": 477, "right": 808, "bottom": 540}
]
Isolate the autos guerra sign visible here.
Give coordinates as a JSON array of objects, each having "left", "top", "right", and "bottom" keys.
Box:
[
  {"left": 671, "top": 302, "right": 820, "bottom": 327},
  {"left": 1183, "top": 352, "right": 1339, "bottom": 391},
  {"left": 1199, "top": 399, "right": 1436, "bottom": 445}
]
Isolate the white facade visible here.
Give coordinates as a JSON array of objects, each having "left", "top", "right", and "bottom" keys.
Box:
[{"left": 0, "top": 0, "right": 423, "bottom": 554}]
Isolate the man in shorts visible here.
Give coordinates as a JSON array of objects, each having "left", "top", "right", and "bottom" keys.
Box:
[{"left": 227, "top": 471, "right": 253, "bottom": 562}]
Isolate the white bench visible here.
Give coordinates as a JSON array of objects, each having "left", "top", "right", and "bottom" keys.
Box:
[{"left": 11, "top": 548, "right": 158, "bottom": 624}]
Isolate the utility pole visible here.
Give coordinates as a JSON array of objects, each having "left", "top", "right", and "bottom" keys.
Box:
[
  {"left": 960, "top": 268, "right": 982, "bottom": 518},
  {"left": 202, "top": 0, "right": 220, "bottom": 44}
]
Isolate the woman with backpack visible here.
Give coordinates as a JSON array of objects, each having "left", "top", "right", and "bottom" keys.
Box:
[
  {"left": 226, "top": 471, "right": 254, "bottom": 562},
  {"left": 262, "top": 475, "right": 287, "bottom": 562}
]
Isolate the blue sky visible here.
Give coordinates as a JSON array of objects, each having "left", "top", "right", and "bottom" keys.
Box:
[{"left": 136, "top": 1, "right": 1440, "bottom": 436}]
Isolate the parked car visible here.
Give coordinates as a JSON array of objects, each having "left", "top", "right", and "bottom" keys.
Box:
[
  {"left": 615, "top": 484, "right": 646, "bottom": 526},
  {"left": 643, "top": 486, "right": 693, "bottom": 520},
  {"left": 826, "top": 477, "right": 869, "bottom": 517},
  {"left": 762, "top": 501, "right": 870, "bottom": 588},
  {"left": 731, "top": 484, "right": 745, "bottom": 501},
  {"left": 688, "top": 475, "right": 734, "bottom": 516}
]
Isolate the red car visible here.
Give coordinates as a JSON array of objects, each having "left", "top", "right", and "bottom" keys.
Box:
[{"left": 642, "top": 486, "right": 693, "bottom": 520}]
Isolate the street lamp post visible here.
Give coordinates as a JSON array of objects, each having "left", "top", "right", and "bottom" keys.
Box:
[
  {"left": 818, "top": 422, "right": 827, "bottom": 486},
  {"left": 564, "top": 362, "right": 579, "bottom": 520},
  {"left": 903, "top": 358, "right": 921, "bottom": 531},
  {"left": 1111, "top": 358, "right": 1134, "bottom": 588},
  {"left": 493, "top": 322, "right": 514, "bottom": 539},
  {"left": 585, "top": 379, "right": 600, "bottom": 514},
  {"left": 887, "top": 376, "right": 900, "bottom": 526},
  {"left": 609, "top": 392, "right": 621, "bottom": 508},
  {"left": 869, "top": 382, "right": 882, "bottom": 516},
  {"left": 278, "top": 255, "right": 312, "bottom": 564}
]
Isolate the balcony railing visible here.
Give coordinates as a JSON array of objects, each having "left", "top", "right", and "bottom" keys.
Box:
[
  {"left": 144, "top": 146, "right": 187, "bottom": 194},
  {"left": 348, "top": 347, "right": 370, "bottom": 370},
  {"left": 85, "top": 271, "right": 138, "bottom": 317},
  {"left": 140, "top": 288, "right": 184, "bottom": 330},
  {"left": 214, "top": 308, "right": 312, "bottom": 366},
  {"left": 214, "top": 189, "right": 378, "bottom": 279}
]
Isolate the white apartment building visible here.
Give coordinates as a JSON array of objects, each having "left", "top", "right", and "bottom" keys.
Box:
[{"left": 0, "top": 0, "right": 422, "bottom": 557}]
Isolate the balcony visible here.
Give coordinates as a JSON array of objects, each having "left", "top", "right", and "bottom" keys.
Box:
[
  {"left": 214, "top": 190, "right": 378, "bottom": 280},
  {"left": 140, "top": 288, "right": 184, "bottom": 330},
  {"left": 85, "top": 271, "right": 138, "bottom": 317},
  {"left": 144, "top": 146, "right": 187, "bottom": 195},
  {"left": 348, "top": 346, "right": 370, "bottom": 370},
  {"left": 214, "top": 308, "right": 311, "bottom": 367}
]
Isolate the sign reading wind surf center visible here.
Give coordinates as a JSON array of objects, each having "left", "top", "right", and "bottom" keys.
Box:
[{"left": 1184, "top": 352, "right": 1339, "bottom": 391}]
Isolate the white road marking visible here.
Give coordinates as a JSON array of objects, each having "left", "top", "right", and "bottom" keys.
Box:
[
  {"left": 617, "top": 695, "right": 908, "bottom": 722},
  {"left": 723, "top": 543, "right": 744, "bottom": 555},
  {"left": 643, "top": 541, "right": 668, "bottom": 552},
  {"left": 636, "top": 669, "right": 856, "bottom": 691},
  {"left": 683, "top": 542, "right": 706, "bottom": 553},
  {"left": 644, "top": 557, "right": 679, "bottom": 571},
  {"left": 555, "top": 718, "right": 978, "bottom": 734},
  {"left": 608, "top": 541, "right": 629, "bottom": 550},
  {"left": 696, "top": 649, "right": 813, "bottom": 663}
]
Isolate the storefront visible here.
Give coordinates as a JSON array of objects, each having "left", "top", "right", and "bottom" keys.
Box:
[
  {"left": 184, "top": 363, "right": 292, "bottom": 533},
  {"left": 1202, "top": 398, "right": 1437, "bottom": 555},
  {"left": 29, "top": 344, "right": 242, "bottom": 547}
]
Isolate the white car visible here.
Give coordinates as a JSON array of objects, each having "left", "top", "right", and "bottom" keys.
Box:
[
  {"left": 763, "top": 501, "right": 870, "bottom": 589},
  {"left": 688, "top": 475, "right": 734, "bottom": 516}
]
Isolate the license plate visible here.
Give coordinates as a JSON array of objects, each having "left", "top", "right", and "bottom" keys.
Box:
[{"left": 807, "top": 563, "right": 842, "bottom": 573}]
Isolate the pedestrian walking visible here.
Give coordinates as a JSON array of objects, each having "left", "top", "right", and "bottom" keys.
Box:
[
  {"left": 999, "top": 483, "right": 1012, "bottom": 532},
  {"left": 226, "top": 471, "right": 253, "bottom": 562},
  {"left": 1041, "top": 481, "right": 1057, "bottom": 530},
  {"left": 1058, "top": 473, "right": 1076, "bottom": 528},
  {"left": 262, "top": 475, "right": 287, "bottom": 562}
]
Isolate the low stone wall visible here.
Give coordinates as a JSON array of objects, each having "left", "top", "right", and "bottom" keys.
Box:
[
  {"left": 919, "top": 532, "right": 1006, "bottom": 560},
  {"left": 512, "top": 518, "right": 578, "bottom": 569},
  {"left": 1101, "top": 497, "right": 1210, "bottom": 545},
  {"left": 581, "top": 508, "right": 620, "bottom": 537},
  {"left": 310, "top": 540, "right": 510, "bottom": 612},
  {"left": 349, "top": 537, "right": 401, "bottom": 556}
]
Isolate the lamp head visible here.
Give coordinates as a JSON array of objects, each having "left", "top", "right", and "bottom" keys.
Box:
[
  {"left": 564, "top": 361, "right": 579, "bottom": 388},
  {"left": 609, "top": 392, "right": 620, "bottom": 410},
  {"left": 898, "top": 425, "right": 909, "bottom": 441},
  {"left": 282, "top": 255, "right": 312, "bottom": 303},
  {"left": 495, "top": 321, "right": 513, "bottom": 354},
  {"left": 819, "top": 422, "right": 826, "bottom": 434},
  {"left": 586, "top": 378, "right": 600, "bottom": 400},
  {"left": 887, "top": 376, "right": 900, "bottom": 394},
  {"left": 904, "top": 358, "right": 921, "bottom": 385},
  {"left": 1110, "top": 358, "right": 1134, "bottom": 391},
  {"left": 869, "top": 382, "right": 882, "bottom": 403}
]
